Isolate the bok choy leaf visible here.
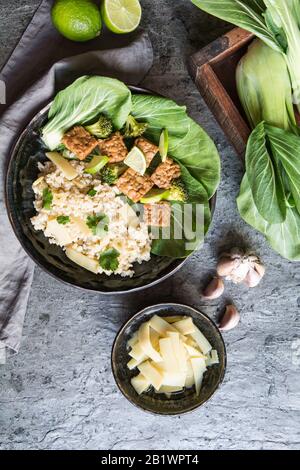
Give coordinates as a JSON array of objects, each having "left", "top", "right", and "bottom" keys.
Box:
[
  {"left": 245, "top": 122, "right": 287, "bottom": 224},
  {"left": 42, "top": 76, "right": 131, "bottom": 150}
]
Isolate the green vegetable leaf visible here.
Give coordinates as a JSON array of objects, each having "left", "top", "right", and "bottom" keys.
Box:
[
  {"left": 56, "top": 215, "right": 70, "bottom": 225},
  {"left": 265, "top": 124, "right": 300, "bottom": 215},
  {"left": 245, "top": 122, "right": 287, "bottom": 223},
  {"left": 170, "top": 119, "right": 221, "bottom": 199},
  {"left": 86, "top": 214, "right": 109, "bottom": 237},
  {"left": 191, "top": 0, "right": 280, "bottom": 52},
  {"left": 237, "top": 174, "right": 300, "bottom": 261},
  {"left": 132, "top": 94, "right": 190, "bottom": 147},
  {"left": 42, "top": 76, "right": 131, "bottom": 150},
  {"left": 132, "top": 96, "right": 220, "bottom": 200},
  {"left": 42, "top": 188, "right": 53, "bottom": 210},
  {"left": 150, "top": 166, "right": 211, "bottom": 258},
  {"left": 99, "top": 248, "right": 120, "bottom": 271}
]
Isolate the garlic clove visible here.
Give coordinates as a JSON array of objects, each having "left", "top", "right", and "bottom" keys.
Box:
[
  {"left": 217, "top": 256, "right": 239, "bottom": 277},
  {"left": 243, "top": 266, "right": 263, "bottom": 288},
  {"left": 244, "top": 264, "right": 265, "bottom": 288},
  {"left": 229, "top": 260, "right": 250, "bottom": 283},
  {"left": 219, "top": 304, "right": 240, "bottom": 331},
  {"left": 202, "top": 277, "right": 225, "bottom": 300}
]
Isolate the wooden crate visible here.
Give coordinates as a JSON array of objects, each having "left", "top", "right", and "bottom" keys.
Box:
[{"left": 189, "top": 27, "right": 254, "bottom": 159}]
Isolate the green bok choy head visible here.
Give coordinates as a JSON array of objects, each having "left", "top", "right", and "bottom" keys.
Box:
[
  {"left": 191, "top": 0, "right": 300, "bottom": 111},
  {"left": 236, "top": 39, "right": 296, "bottom": 131}
]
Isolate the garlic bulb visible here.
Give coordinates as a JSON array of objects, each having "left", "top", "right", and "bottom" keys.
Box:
[
  {"left": 217, "top": 248, "right": 265, "bottom": 287},
  {"left": 202, "top": 277, "right": 225, "bottom": 300},
  {"left": 219, "top": 304, "right": 240, "bottom": 331}
]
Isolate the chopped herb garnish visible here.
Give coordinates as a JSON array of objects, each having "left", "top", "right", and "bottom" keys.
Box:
[
  {"left": 87, "top": 188, "right": 97, "bottom": 197},
  {"left": 42, "top": 188, "right": 53, "bottom": 210},
  {"left": 86, "top": 213, "right": 109, "bottom": 237},
  {"left": 99, "top": 248, "right": 120, "bottom": 272},
  {"left": 56, "top": 215, "right": 70, "bottom": 225}
]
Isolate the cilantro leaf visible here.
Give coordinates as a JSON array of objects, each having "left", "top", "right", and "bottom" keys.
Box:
[
  {"left": 56, "top": 215, "right": 70, "bottom": 225},
  {"left": 86, "top": 213, "right": 109, "bottom": 237},
  {"left": 99, "top": 248, "right": 120, "bottom": 272},
  {"left": 87, "top": 188, "right": 97, "bottom": 197},
  {"left": 42, "top": 188, "right": 53, "bottom": 210}
]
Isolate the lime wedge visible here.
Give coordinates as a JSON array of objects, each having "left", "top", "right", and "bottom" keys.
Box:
[
  {"left": 159, "top": 128, "right": 168, "bottom": 162},
  {"left": 101, "top": 0, "right": 142, "bottom": 34},
  {"left": 124, "top": 146, "right": 147, "bottom": 175},
  {"left": 85, "top": 155, "right": 109, "bottom": 174}
]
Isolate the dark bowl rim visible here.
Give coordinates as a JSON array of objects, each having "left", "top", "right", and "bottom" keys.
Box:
[
  {"left": 111, "top": 302, "right": 227, "bottom": 416},
  {"left": 4, "top": 85, "right": 215, "bottom": 295}
]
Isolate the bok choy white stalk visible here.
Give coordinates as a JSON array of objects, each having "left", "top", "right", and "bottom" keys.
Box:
[{"left": 236, "top": 39, "right": 296, "bottom": 131}]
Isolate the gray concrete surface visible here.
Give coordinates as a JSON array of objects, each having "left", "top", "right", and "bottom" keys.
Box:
[{"left": 0, "top": 0, "right": 299, "bottom": 450}]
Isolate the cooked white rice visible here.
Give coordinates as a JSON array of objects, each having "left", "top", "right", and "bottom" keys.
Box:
[{"left": 31, "top": 160, "right": 152, "bottom": 277}]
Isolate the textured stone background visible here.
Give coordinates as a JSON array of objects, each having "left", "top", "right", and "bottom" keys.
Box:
[{"left": 0, "top": 0, "right": 299, "bottom": 450}]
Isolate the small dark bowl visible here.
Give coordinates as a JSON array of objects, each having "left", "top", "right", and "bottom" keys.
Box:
[{"left": 111, "top": 303, "right": 226, "bottom": 415}]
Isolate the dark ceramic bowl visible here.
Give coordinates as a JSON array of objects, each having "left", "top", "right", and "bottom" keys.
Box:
[
  {"left": 5, "top": 87, "right": 189, "bottom": 294},
  {"left": 111, "top": 303, "right": 226, "bottom": 415},
  {"left": 5, "top": 86, "right": 216, "bottom": 294}
]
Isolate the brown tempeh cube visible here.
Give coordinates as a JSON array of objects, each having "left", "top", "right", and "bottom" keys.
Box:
[
  {"left": 135, "top": 137, "right": 159, "bottom": 167},
  {"left": 150, "top": 157, "right": 181, "bottom": 188},
  {"left": 143, "top": 202, "right": 171, "bottom": 227},
  {"left": 116, "top": 168, "right": 154, "bottom": 203},
  {"left": 98, "top": 132, "right": 128, "bottom": 163},
  {"left": 62, "top": 126, "right": 98, "bottom": 160}
]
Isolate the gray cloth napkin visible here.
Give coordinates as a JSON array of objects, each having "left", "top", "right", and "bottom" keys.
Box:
[{"left": 0, "top": 0, "right": 153, "bottom": 354}]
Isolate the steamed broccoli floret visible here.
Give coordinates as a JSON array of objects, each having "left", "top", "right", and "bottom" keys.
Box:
[
  {"left": 123, "top": 115, "right": 148, "bottom": 138},
  {"left": 100, "top": 164, "right": 126, "bottom": 186},
  {"left": 165, "top": 179, "right": 188, "bottom": 202},
  {"left": 85, "top": 115, "right": 113, "bottom": 139}
]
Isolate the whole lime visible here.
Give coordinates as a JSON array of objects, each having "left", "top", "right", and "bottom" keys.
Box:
[{"left": 51, "top": 0, "right": 102, "bottom": 42}]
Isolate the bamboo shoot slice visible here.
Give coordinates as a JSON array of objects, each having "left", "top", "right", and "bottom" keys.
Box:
[
  {"left": 46, "top": 152, "right": 78, "bottom": 180},
  {"left": 159, "top": 337, "right": 179, "bottom": 373},
  {"left": 184, "top": 343, "right": 205, "bottom": 359},
  {"left": 161, "top": 370, "right": 186, "bottom": 387},
  {"left": 65, "top": 248, "right": 99, "bottom": 274},
  {"left": 165, "top": 331, "right": 187, "bottom": 373},
  {"left": 129, "top": 343, "right": 147, "bottom": 362},
  {"left": 127, "top": 357, "right": 145, "bottom": 370},
  {"left": 189, "top": 327, "right": 212, "bottom": 355},
  {"left": 149, "top": 315, "right": 177, "bottom": 336},
  {"left": 158, "top": 385, "right": 184, "bottom": 394},
  {"left": 191, "top": 357, "right": 207, "bottom": 396},
  {"left": 164, "top": 316, "right": 185, "bottom": 324},
  {"left": 185, "top": 360, "right": 195, "bottom": 388},
  {"left": 45, "top": 219, "right": 73, "bottom": 246},
  {"left": 138, "top": 361, "right": 163, "bottom": 391},
  {"left": 131, "top": 373, "right": 151, "bottom": 395},
  {"left": 138, "top": 322, "right": 162, "bottom": 363},
  {"left": 173, "top": 317, "right": 196, "bottom": 335}
]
